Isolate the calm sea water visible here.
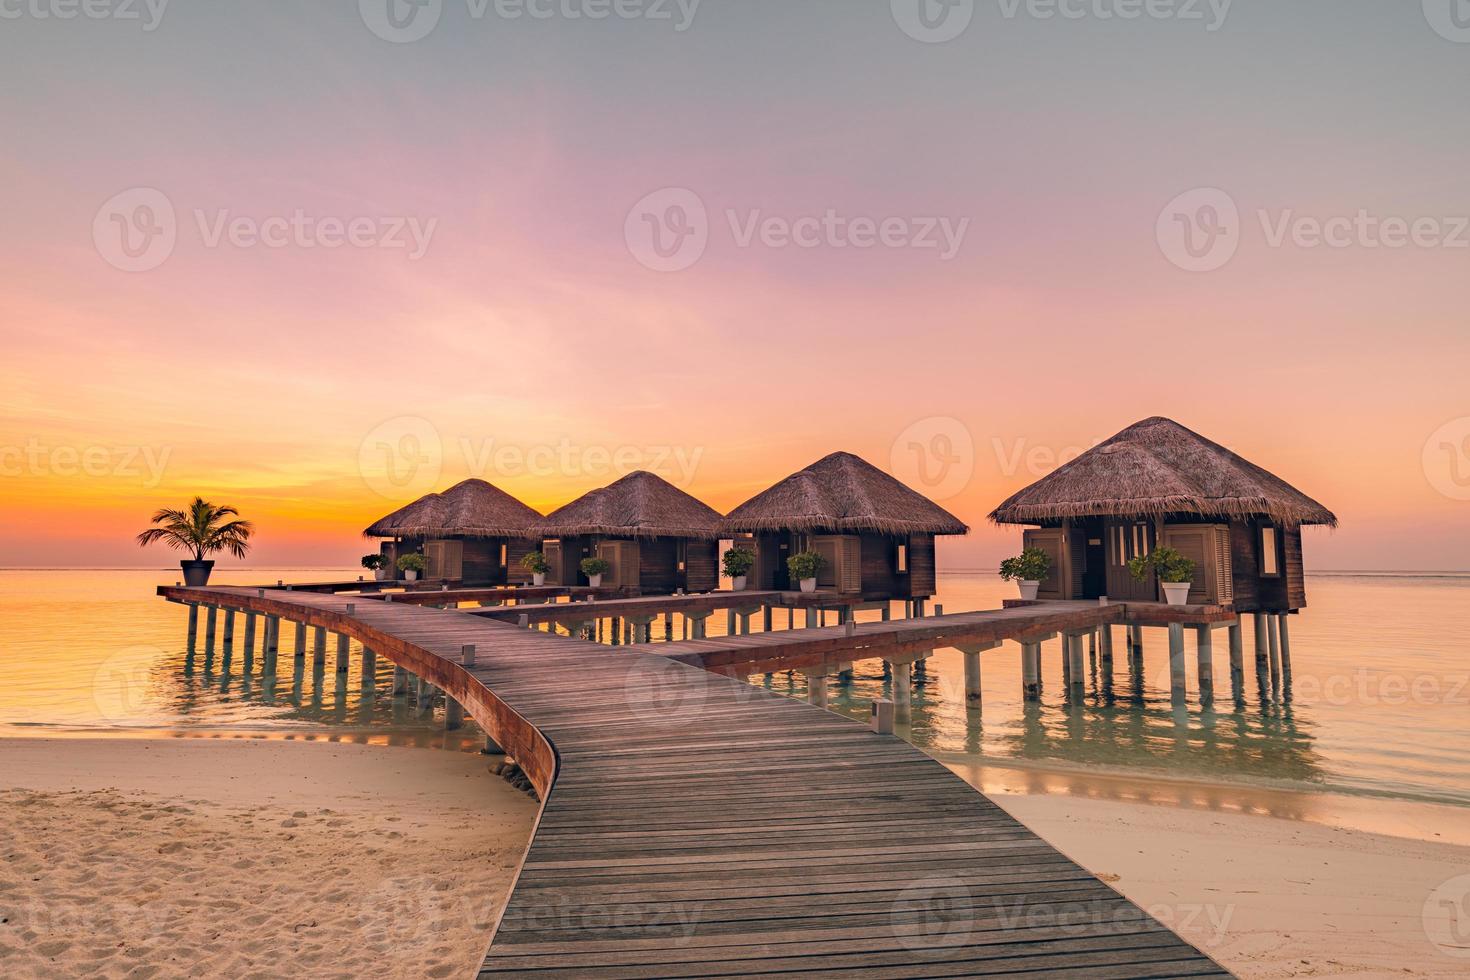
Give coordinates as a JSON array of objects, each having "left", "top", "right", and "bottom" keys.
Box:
[{"left": 2, "top": 568, "right": 1468, "bottom": 810}]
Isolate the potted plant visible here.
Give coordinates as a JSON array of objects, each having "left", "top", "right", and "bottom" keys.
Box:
[
  {"left": 1128, "top": 545, "right": 1196, "bottom": 606},
  {"left": 787, "top": 550, "right": 824, "bottom": 594},
  {"left": 722, "top": 546, "right": 756, "bottom": 591},
  {"left": 999, "top": 547, "right": 1052, "bottom": 601},
  {"left": 361, "top": 553, "right": 389, "bottom": 581},
  {"left": 135, "top": 497, "right": 253, "bottom": 587},
  {"left": 397, "top": 552, "right": 427, "bottom": 582},
  {"left": 580, "top": 556, "right": 611, "bottom": 589},
  {"left": 520, "top": 550, "right": 551, "bottom": 587}
]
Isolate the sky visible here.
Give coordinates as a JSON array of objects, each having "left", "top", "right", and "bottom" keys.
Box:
[{"left": 2, "top": 1, "right": 1468, "bottom": 570}]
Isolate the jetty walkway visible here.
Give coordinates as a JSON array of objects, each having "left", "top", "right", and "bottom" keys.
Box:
[{"left": 160, "top": 584, "right": 1229, "bottom": 978}]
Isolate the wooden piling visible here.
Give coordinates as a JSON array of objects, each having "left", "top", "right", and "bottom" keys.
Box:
[
  {"left": 243, "top": 612, "right": 257, "bottom": 670},
  {"left": 892, "top": 660, "right": 912, "bottom": 722},
  {"left": 1021, "top": 642, "right": 1041, "bottom": 701},
  {"left": 1195, "top": 625, "right": 1214, "bottom": 702},
  {"left": 293, "top": 623, "right": 306, "bottom": 660},
  {"left": 805, "top": 670, "right": 827, "bottom": 708},
  {"left": 186, "top": 603, "right": 199, "bottom": 654},
  {"left": 392, "top": 664, "right": 409, "bottom": 696},
  {"left": 1168, "top": 623, "right": 1186, "bottom": 703},
  {"left": 1268, "top": 613, "right": 1282, "bottom": 693},
  {"left": 222, "top": 609, "right": 236, "bottom": 656},
  {"left": 204, "top": 605, "right": 218, "bottom": 656},
  {"left": 445, "top": 696, "right": 464, "bottom": 730},
  {"left": 1278, "top": 614, "right": 1293, "bottom": 685},
  {"left": 361, "top": 646, "right": 377, "bottom": 685},
  {"left": 335, "top": 633, "right": 350, "bottom": 673}
]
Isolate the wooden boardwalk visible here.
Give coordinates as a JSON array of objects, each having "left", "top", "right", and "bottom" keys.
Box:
[{"left": 160, "top": 585, "right": 1230, "bottom": 979}]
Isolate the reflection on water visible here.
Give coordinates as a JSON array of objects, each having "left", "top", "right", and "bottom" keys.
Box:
[
  {"left": 744, "top": 571, "right": 1470, "bottom": 809},
  {"left": 2, "top": 568, "right": 1469, "bottom": 811},
  {"left": 0, "top": 568, "right": 482, "bottom": 749}
]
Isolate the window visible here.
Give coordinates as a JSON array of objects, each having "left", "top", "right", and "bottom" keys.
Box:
[
  {"left": 499, "top": 544, "right": 508, "bottom": 568},
  {"left": 895, "top": 543, "right": 908, "bottom": 574},
  {"left": 1259, "top": 526, "right": 1280, "bottom": 577}
]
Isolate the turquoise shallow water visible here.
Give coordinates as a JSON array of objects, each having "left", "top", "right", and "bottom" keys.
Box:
[{"left": 2, "top": 568, "right": 1468, "bottom": 808}]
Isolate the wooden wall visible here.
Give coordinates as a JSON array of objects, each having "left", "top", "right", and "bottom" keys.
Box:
[
  {"left": 686, "top": 540, "right": 718, "bottom": 593},
  {"left": 1283, "top": 525, "right": 1307, "bottom": 610},
  {"left": 462, "top": 538, "right": 506, "bottom": 585},
  {"left": 860, "top": 535, "right": 898, "bottom": 598},
  {"left": 506, "top": 538, "right": 538, "bottom": 585},
  {"left": 638, "top": 537, "right": 680, "bottom": 594},
  {"left": 909, "top": 534, "right": 936, "bottom": 599}
]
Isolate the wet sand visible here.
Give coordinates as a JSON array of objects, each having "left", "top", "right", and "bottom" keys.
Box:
[
  {"left": 991, "top": 785, "right": 1470, "bottom": 977},
  {"left": 0, "top": 738, "right": 536, "bottom": 979}
]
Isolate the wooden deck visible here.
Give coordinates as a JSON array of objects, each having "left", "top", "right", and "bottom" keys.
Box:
[
  {"left": 159, "top": 585, "right": 1230, "bottom": 979},
  {"left": 656, "top": 601, "right": 1236, "bottom": 676}
]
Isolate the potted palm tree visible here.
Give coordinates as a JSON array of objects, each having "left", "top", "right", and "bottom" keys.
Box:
[
  {"left": 362, "top": 554, "right": 389, "bottom": 581},
  {"left": 520, "top": 551, "right": 551, "bottom": 587},
  {"left": 787, "top": 551, "right": 824, "bottom": 594},
  {"left": 135, "top": 497, "right": 253, "bottom": 587},
  {"left": 722, "top": 546, "right": 756, "bottom": 591},
  {"left": 580, "top": 556, "right": 611, "bottom": 589},
  {"left": 999, "top": 547, "right": 1052, "bottom": 601},
  {"left": 1128, "top": 546, "right": 1196, "bottom": 606},
  {"left": 397, "top": 553, "right": 427, "bottom": 582}
]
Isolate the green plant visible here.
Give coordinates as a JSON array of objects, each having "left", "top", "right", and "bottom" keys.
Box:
[
  {"left": 722, "top": 546, "right": 756, "bottom": 578},
  {"left": 787, "top": 550, "right": 824, "bottom": 582},
  {"left": 361, "top": 553, "right": 387, "bottom": 571},
  {"left": 136, "top": 497, "right": 253, "bottom": 561},
  {"left": 580, "top": 556, "right": 611, "bottom": 578},
  {"left": 396, "top": 553, "right": 427, "bottom": 573},
  {"left": 998, "top": 547, "right": 1051, "bottom": 583},
  {"left": 519, "top": 551, "right": 551, "bottom": 575},
  {"left": 1127, "top": 545, "right": 1195, "bottom": 584}
]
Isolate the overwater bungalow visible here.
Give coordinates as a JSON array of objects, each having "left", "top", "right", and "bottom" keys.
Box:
[
  {"left": 721, "top": 451, "right": 969, "bottom": 601},
  {"left": 363, "top": 479, "right": 545, "bottom": 584},
  {"left": 540, "top": 471, "right": 722, "bottom": 593},
  {"left": 988, "top": 417, "right": 1337, "bottom": 611}
]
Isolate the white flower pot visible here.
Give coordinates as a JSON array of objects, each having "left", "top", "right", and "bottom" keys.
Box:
[
  {"left": 404, "top": 570, "right": 419, "bottom": 582},
  {"left": 731, "top": 576, "right": 747, "bottom": 592},
  {"left": 374, "top": 568, "right": 388, "bottom": 581},
  {"left": 587, "top": 574, "right": 603, "bottom": 589},
  {"left": 1018, "top": 580, "right": 1040, "bottom": 601},
  {"left": 1162, "top": 581, "right": 1192, "bottom": 606},
  {"left": 532, "top": 572, "right": 546, "bottom": 587},
  {"left": 799, "top": 577, "right": 817, "bottom": 593}
]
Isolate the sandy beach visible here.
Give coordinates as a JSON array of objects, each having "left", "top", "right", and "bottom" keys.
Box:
[
  {"left": 997, "top": 791, "right": 1470, "bottom": 978},
  {"left": 0, "top": 738, "right": 537, "bottom": 979}
]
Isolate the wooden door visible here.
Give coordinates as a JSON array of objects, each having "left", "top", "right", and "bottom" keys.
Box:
[{"left": 1104, "top": 519, "right": 1156, "bottom": 601}]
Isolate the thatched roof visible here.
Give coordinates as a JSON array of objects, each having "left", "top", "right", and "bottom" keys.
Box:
[
  {"left": 988, "top": 417, "right": 1337, "bottom": 527},
  {"left": 541, "top": 471, "right": 724, "bottom": 540},
  {"left": 363, "top": 479, "right": 544, "bottom": 538},
  {"left": 721, "top": 452, "right": 969, "bottom": 536}
]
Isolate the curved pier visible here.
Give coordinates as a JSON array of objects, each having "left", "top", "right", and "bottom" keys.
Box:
[{"left": 160, "top": 585, "right": 1229, "bottom": 979}]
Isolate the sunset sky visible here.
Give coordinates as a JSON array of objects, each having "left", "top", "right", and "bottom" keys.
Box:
[{"left": 2, "top": 2, "right": 1467, "bottom": 570}]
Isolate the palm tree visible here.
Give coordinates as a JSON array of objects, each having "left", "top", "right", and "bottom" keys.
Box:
[{"left": 136, "top": 497, "right": 254, "bottom": 561}]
